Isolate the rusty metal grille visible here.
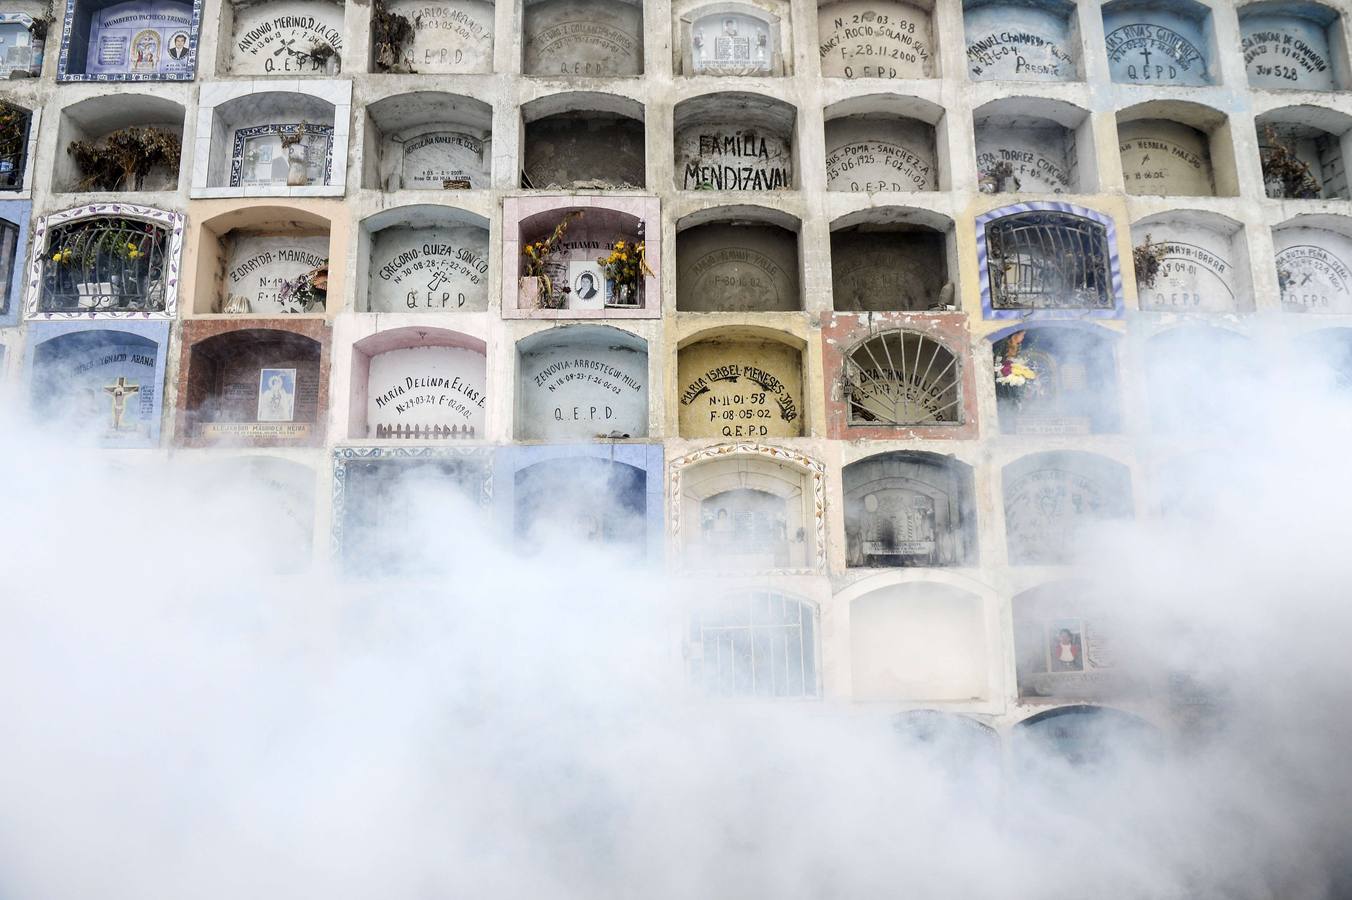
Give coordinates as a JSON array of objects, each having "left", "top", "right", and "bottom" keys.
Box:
[
  {"left": 845, "top": 331, "right": 962, "bottom": 425},
  {"left": 40, "top": 217, "right": 170, "bottom": 313},
  {"left": 986, "top": 212, "right": 1112, "bottom": 310},
  {"left": 690, "top": 591, "right": 817, "bottom": 698},
  {"left": 0, "top": 106, "right": 28, "bottom": 191}
]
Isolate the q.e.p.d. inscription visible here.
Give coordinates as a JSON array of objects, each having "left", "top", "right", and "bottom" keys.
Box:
[
  {"left": 230, "top": 0, "right": 343, "bottom": 74},
  {"left": 817, "top": 0, "right": 932, "bottom": 79},
  {"left": 382, "top": 0, "right": 494, "bottom": 72},
  {"left": 677, "top": 341, "right": 803, "bottom": 438},
  {"left": 518, "top": 342, "right": 648, "bottom": 440},
  {"left": 1104, "top": 21, "right": 1209, "bottom": 85},
  {"left": 1277, "top": 243, "right": 1352, "bottom": 314},
  {"left": 368, "top": 224, "right": 490, "bottom": 312}
]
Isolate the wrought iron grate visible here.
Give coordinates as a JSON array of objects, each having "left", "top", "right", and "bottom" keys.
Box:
[
  {"left": 40, "top": 216, "right": 170, "bottom": 313},
  {"left": 690, "top": 591, "right": 817, "bottom": 698},
  {"left": 844, "top": 330, "right": 961, "bottom": 425},
  {"left": 986, "top": 212, "right": 1112, "bottom": 310}
]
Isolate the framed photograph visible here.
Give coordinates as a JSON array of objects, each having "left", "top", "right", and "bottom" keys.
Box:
[
  {"left": 1046, "top": 618, "right": 1085, "bottom": 673},
  {"left": 257, "top": 368, "right": 297, "bottom": 422},
  {"left": 568, "top": 260, "right": 604, "bottom": 310}
]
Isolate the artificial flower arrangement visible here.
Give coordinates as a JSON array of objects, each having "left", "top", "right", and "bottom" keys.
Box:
[
  {"left": 49, "top": 219, "right": 157, "bottom": 269},
  {"left": 596, "top": 237, "right": 653, "bottom": 306},
  {"left": 993, "top": 330, "right": 1039, "bottom": 399},
  {"left": 276, "top": 261, "right": 329, "bottom": 313},
  {"left": 521, "top": 210, "right": 582, "bottom": 308}
]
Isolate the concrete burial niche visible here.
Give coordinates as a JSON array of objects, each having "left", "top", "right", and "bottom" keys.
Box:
[
  {"left": 1101, "top": 0, "right": 1217, "bottom": 86},
  {"left": 830, "top": 209, "right": 955, "bottom": 312},
  {"left": 1240, "top": 1, "right": 1350, "bottom": 91},
  {"left": 374, "top": 0, "right": 493, "bottom": 73},
  {"left": 849, "top": 582, "right": 988, "bottom": 701},
  {"left": 521, "top": 94, "right": 644, "bottom": 189},
  {"left": 842, "top": 451, "right": 976, "bottom": 568},
  {"left": 0, "top": 99, "right": 36, "bottom": 193},
  {"left": 1001, "top": 451, "right": 1133, "bottom": 565},
  {"left": 195, "top": 205, "right": 331, "bottom": 315},
  {"left": 842, "top": 328, "right": 964, "bottom": 427},
  {"left": 193, "top": 81, "right": 351, "bottom": 197},
  {"left": 1014, "top": 582, "right": 1139, "bottom": 702},
  {"left": 1257, "top": 107, "right": 1352, "bottom": 201},
  {"left": 504, "top": 196, "right": 661, "bottom": 317},
  {"left": 513, "top": 456, "right": 647, "bottom": 551},
  {"left": 0, "top": 199, "right": 29, "bottom": 327},
  {"left": 222, "top": 0, "right": 342, "bottom": 75},
  {"left": 976, "top": 202, "right": 1123, "bottom": 318},
  {"left": 57, "top": 0, "right": 201, "bottom": 81},
  {"left": 330, "top": 447, "right": 491, "bottom": 576},
  {"left": 178, "top": 319, "right": 329, "bottom": 447},
  {"left": 0, "top": 9, "right": 47, "bottom": 80},
  {"left": 823, "top": 95, "right": 942, "bottom": 192},
  {"left": 522, "top": 0, "right": 643, "bottom": 76},
  {"left": 688, "top": 590, "right": 819, "bottom": 697},
  {"left": 817, "top": 0, "right": 934, "bottom": 79},
  {"left": 1131, "top": 211, "right": 1250, "bottom": 313},
  {"left": 348, "top": 327, "right": 486, "bottom": 440},
  {"left": 362, "top": 92, "right": 492, "bottom": 192},
  {"left": 990, "top": 324, "right": 1120, "bottom": 435},
  {"left": 674, "top": 92, "right": 795, "bottom": 192},
  {"left": 515, "top": 325, "right": 648, "bottom": 440},
  {"left": 675, "top": 209, "right": 800, "bottom": 312},
  {"left": 1145, "top": 325, "right": 1252, "bottom": 432},
  {"left": 359, "top": 206, "right": 489, "bottom": 313},
  {"left": 1272, "top": 216, "right": 1352, "bottom": 314},
  {"left": 670, "top": 443, "right": 825, "bottom": 573},
  {"left": 973, "top": 97, "right": 1094, "bottom": 194},
  {"left": 1012, "top": 706, "right": 1159, "bottom": 769},
  {"left": 963, "top": 0, "right": 1079, "bottom": 82},
  {"left": 676, "top": 327, "right": 804, "bottom": 438},
  {"left": 25, "top": 320, "right": 169, "bottom": 447},
  {"left": 26, "top": 203, "right": 183, "bottom": 319},
  {"left": 1117, "top": 117, "right": 1219, "bottom": 198},
  {"left": 675, "top": 0, "right": 789, "bottom": 76},
  {"left": 52, "top": 94, "right": 185, "bottom": 192}
]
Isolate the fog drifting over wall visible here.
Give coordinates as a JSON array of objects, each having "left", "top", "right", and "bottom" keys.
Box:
[{"left": 1, "top": 320, "right": 1351, "bottom": 899}]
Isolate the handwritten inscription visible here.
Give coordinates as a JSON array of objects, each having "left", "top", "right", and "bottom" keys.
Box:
[
  {"left": 680, "top": 130, "right": 792, "bottom": 190},
  {"left": 825, "top": 139, "right": 934, "bottom": 191},
  {"left": 679, "top": 360, "right": 799, "bottom": 438},
  {"left": 967, "top": 28, "right": 1074, "bottom": 80},
  {"left": 1105, "top": 23, "right": 1207, "bottom": 84},
  {"left": 818, "top": 1, "right": 931, "bottom": 78}
]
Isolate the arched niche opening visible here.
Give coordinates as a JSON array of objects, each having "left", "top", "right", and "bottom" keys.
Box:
[
  {"left": 823, "top": 94, "right": 943, "bottom": 192},
  {"left": 671, "top": 443, "right": 824, "bottom": 572},
  {"left": 1240, "top": 1, "right": 1350, "bottom": 91},
  {"left": 53, "top": 95, "right": 184, "bottom": 193},
  {"left": 688, "top": 590, "right": 819, "bottom": 697},
  {"left": 842, "top": 329, "right": 964, "bottom": 427},
  {"left": 1014, "top": 582, "right": 1142, "bottom": 702},
  {"left": 359, "top": 206, "right": 490, "bottom": 313},
  {"left": 1272, "top": 214, "right": 1352, "bottom": 314},
  {"left": 27, "top": 205, "right": 182, "bottom": 319},
  {"left": 521, "top": 94, "right": 645, "bottom": 189},
  {"left": 197, "top": 206, "right": 331, "bottom": 315},
  {"left": 830, "top": 207, "right": 956, "bottom": 311},
  {"left": 180, "top": 323, "right": 327, "bottom": 447},
  {"left": 973, "top": 97, "right": 1094, "bottom": 194},
  {"left": 27, "top": 321, "right": 168, "bottom": 447},
  {"left": 507, "top": 200, "right": 660, "bottom": 316},
  {"left": 675, "top": 206, "right": 800, "bottom": 311},
  {"left": 197, "top": 457, "right": 316, "bottom": 574},
  {"left": 1101, "top": 0, "right": 1217, "bottom": 86},
  {"left": 1013, "top": 705, "right": 1159, "bottom": 769},
  {"left": 1144, "top": 325, "right": 1253, "bottom": 432},
  {"left": 331, "top": 448, "right": 491, "bottom": 577},
  {"left": 817, "top": 0, "right": 934, "bottom": 78},
  {"left": 515, "top": 325, "right": 648, "bottom": 440},
  {"left": 198, "top": 89, "right": 343, "bottom": 193},
  {"left": 1116, "top": 101, "right": 1236, "bottom": 198},
  {"left": 0, "top": 200, "right": 28, "bottom": 325},
  {"left": 892, "top": 710, "right": 1001, "bottom": 789},
  {"left": 1002, "top": 451, "right": 1133, "bottom": 565},
  {"left": 372, "top": 0, "right": 493, "bottom": 73},
  {"left": 674, "top": 92, "right": 795, "bottom": 191},
  {"left": 514, "top": 457, "right": 647, "bottom": 552},
  {"left": 1257, "top": 106, "right": 1352, "bottom": 201},
  {"left": 0, "top": 99, "right": 35, "bottom": 192},
  {"left": 349, "top": 327, "right": 486, "bottom": 440},
  {"left": 222, "top": 0, "right": 343, "bottom": 75},
  {"left": 58, "top": 0, "right": 201, "bottom": 81},
  {"left": 362, "top": 92, "right": 492, "bottom": 192},
  {"left": 677, "top": 327, "right": 804, "bottom": 438},
  {"left": 843, "top": 451, "right": 976, "bottom": 568},
  {"left": 522, "top": 0, "right": 643, "bottom": 76},
  {"left": 850, "top": 581, "right": 988, "bottom": 701},
  {"left": 675, "top": 0, "right": 789, "bottom": 76},
  {"left": 976, "top": 202, "right": 1122, "bottom": 318},
  {"left": 1130, "top": 211, "right": 1250, "bottom": 313},
  {"left": 0, "top": 11, "right": 46, "bottom": 80},
  {"left": 991, "top": 324, "right": 1120, "bottom": 435},
  {"left": 964, "top": 0, "right": 1079, "bottom": 82}
]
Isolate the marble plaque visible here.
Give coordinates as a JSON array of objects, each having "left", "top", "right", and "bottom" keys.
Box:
[
  {"left": 817, "top": 0, "right": 932, "bottom": 78},
  {"left": 824, "top": 117, "right": 936, "bottom": 192},
  {"left": 400, "top": 131, "right": 487, "bottom": 189},
  {"left": 1242, "top": 14, "right": 1336, "bottom": 91},
  {"left": 965, "top": 3, "right": 1075, "bottom": 82},
  {"left": 677, "top": 126, "right": 792, "bottom": 190},
  {"left": 367, "top": 345, "right": 487, "bottom": 436},
  {"left": 517, "top": 340, "right": 648, "bottom": 440},
  {"left": 224, "top": 234, "right": 329, "bottom": 314},
  {"left": 230, "top": 0, "right": 343, "bottom": 74},
  {"left": 83, "top": 0, "right": 196, "bottom": 77},
  {"left": 678, "top": 339, "right": 803, "bottom": 438},
  {"left": 1104, "top": 18, "right": 1211, "bottom": 85},
  {"left": 690, "top": 11, "right": 771, "bottom": 75},
  {"left": 1118, "top": 121, "right": 1214, "bottom": 197},
  {"left": 368, "top": 224, "right": 489, "bottom": 312},
  {"left": 523, "top": 0, "right": 643, "bottom": 76},
  {"left": 382, "top": 0, "right": 494, "bottom": 73},
  {"left": 31, "top": 330, "right": 159, "bottom": 443}
]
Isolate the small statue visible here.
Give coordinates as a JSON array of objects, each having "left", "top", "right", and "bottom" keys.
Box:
[
  {"left": 222, "top": 293, "right": 251, "bottom": 314},
  {"left": 286, "top": 141, "right": 309, "bottom": 186}
]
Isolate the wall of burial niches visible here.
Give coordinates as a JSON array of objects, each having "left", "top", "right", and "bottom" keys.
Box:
[
  {"left": 676, "top": 220, "right": 800, "bottom": 312},
  {"left": 375, "top": 0, "right": 494, "bottom": 73},
  {"left": 816, "top": 0, "right": 934, "bottom": 79},
  {"left": 225, "top": 0, "right": 343, "bottom": 75},
  {"left": 522, "top": 0, "right": 643, "bottom": 76},
  {"left": 516, "top": 326, "right": 649, "bottom": 440},
  {"left": 1101, "top": 0, "right": 1216, "bottom": 86},
  {"left": 1272, "top": 220, "right": 1352, "bottom": 314},
  {"left": 361, "top": 208, "right": 490, "bottom": 313},
  {"left": 345, "top": 327, "right": 488, "bottom": 439},
  {"left": 53, "top": 95, "right": 185, "bottom": 193},
  {"left": 363, "top": 93, "right": 492, "bottom": 192},
  {"left": 974, "top": 103, "right": 1087, "bottom": 194},
  {"left": 1131, "top": 214, "right": 1249, "bottom": 313},
  {"left": 963, "top": 0, "right": 1079, "bottom": 82},
  {"left": 512, "top": 456, "right": 647, "bottom": 551},
  {"left": 1240, "top": 1, "right": 1349, "bottom": 91},
  {"left": 1145, "top": 326, "right": 1253, "bottom": 432},
  {"left": 220, "top": 232, "right": 330, "bottom": 315},
  {"left": 677, "top": 331, "right": 804, "bottom": 438},
  {"left": 0, "top": 11, "right": 47, "bottom": 80},
  {"left": 1258, "top": 112, "right": 1350, "bottom": 201},
  {"left": 198, "top": 457, "right": 316, "bottom": 573}
]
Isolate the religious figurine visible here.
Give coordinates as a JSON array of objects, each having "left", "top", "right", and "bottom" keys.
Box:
[
  {"left": 286, "top": 140, "right": 309, "bottom": 186},
  {"left": 222, "top": 293, "right": 251, "bottom": 314},
  {"left": 103, "top": 376, "right": 140, "bottom": 431}
]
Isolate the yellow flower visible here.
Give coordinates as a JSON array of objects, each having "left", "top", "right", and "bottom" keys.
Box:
[
  {"left": 619, "top": 254, "right": 628, "bottom": 262},
  {"left": 614, "top": 241, "right": 625, "bottom": 250},
  {"left": 1009, "top": 362, "right": 1037, "bottom": 380}
]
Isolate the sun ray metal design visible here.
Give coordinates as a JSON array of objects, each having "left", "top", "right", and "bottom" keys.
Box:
[{"left": 845, "top": 330, "right": 962, "bottom": 426}]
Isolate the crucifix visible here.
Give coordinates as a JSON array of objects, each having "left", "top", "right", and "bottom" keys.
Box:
[
  {"left": 103, "top": 376, "right": 141, "bottom": 430},
  {"left": 1139, "top": 46, "right": 1153, "bottom": 70}
]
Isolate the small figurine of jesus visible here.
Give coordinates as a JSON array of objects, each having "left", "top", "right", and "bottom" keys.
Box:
[{"left": 103, "top": 376, "right": 140, "bottom": 430}]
